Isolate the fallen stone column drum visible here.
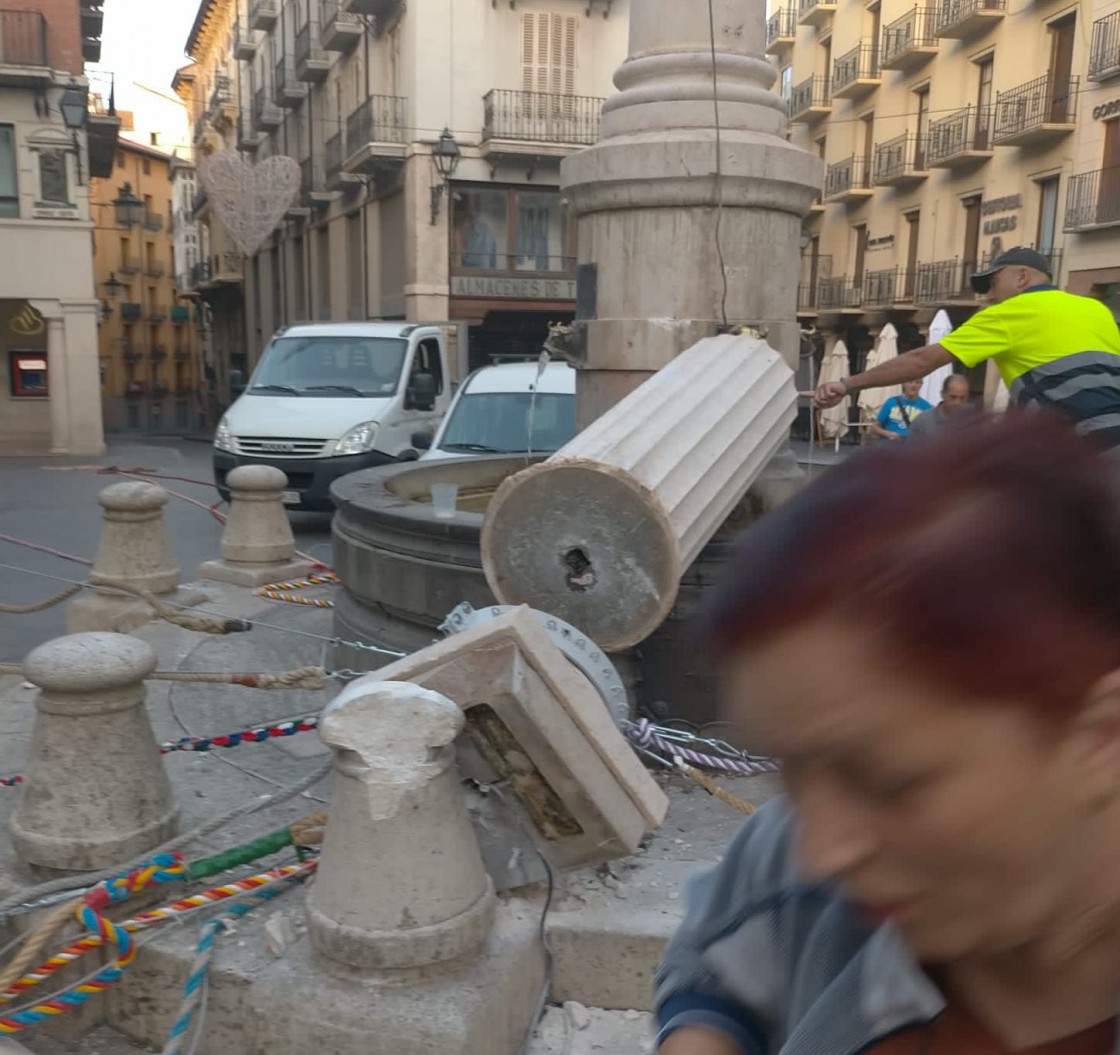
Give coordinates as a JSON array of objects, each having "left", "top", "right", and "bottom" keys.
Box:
[{"left": 480, "top": 335, "right": 796, "bottom": 652}]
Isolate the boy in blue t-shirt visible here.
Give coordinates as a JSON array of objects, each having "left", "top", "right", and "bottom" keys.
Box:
[{"left": 871, "top": 379, "right": 932, "bottom": 441}]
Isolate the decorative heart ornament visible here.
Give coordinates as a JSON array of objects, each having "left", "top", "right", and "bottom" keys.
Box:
[{"left": 199, "top": 151, "right": 301, "bottom": 257}]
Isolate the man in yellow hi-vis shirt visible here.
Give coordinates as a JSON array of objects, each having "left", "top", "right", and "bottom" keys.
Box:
[{"left": 812, "top": 247, "right": 1120, "bottom": 447}]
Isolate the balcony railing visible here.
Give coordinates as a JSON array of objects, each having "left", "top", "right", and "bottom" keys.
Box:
[
  {"left": 933, "top": 0, "right": 1006, "bottom": 38},
  {"left": 926, "top": 104, "right": 992, "bottom": 166},
  {"left": 254, "top": 86, "right": 283, "bottom": 130},
  {"left": 992, "top": 74, "right": 1077, "bottom": 144},
  {"left": 300, "top": 156, "right": 328, "bottom": 200},
  {"left": 1064, "top": 167, "right": 1120, "bottom": 231},
  {"left": 148, "top": 305, "right": 167, "bottom": 324},
  {"left": 817, "top": 277, "right": 862, "bottom": 311},
  {"left": 482, "top": 90, "right": 603, "bottom": 145},
  {"left": 149, "top": 343, "right": 167, "bottom": 360},
  {"left": 872, "top": 133, "right": 927, "bottom": 184},
  {"left": 233, "top": 20, "right": 258, "bottom": 60},
  {"left": 789, "top": 76, "right": 831, "bottom": 121},
  {"left": 832, "top": 44, "right": 880, "bottom": 97},
  {"left": 864, "top": 267, "right": 913, "bottom": 306},
  {"left": 914, "top": 259, "right": 974, "bottom": 303},
  {"left": 765, "top": 7, "right": 797, "bottom": 50},
  {"left": 798, "top": 0, "right": 837, "bottom": 27},
  {"left": 145, "top": 261, "right": 165, "bottom": 278},
  {"left": 120, "top": 302, "right": 142, "bottom": 322},
  {"left": 295, "top": 23, "right": 329, "bottom": 82},
  {"left": 274, "top": 56, "right": 306, "bottom": 106},
  {"left": 118, "top": 256, "right": 140, "bottom": 276},
  {"left": 321, "top": 0, "right": 362, "bottom": 49},
  {"left": 143, "top": 210, "right": 163, "bottom": 232},
  {"left": 344, "top": 95, "right": 408, "bottom": 152},
  {"left": 881, "top": 6, "right": 937, "bottom": 69},
  {"left": 1090, "top": 11, "right": 1120, "bottom": 82},
  {"left": 823, "top": 155, "right": 873, "bottom": 200},
  {"left": 117, "top": 339, "right": 141, "bottom": 363},
  {"left": 0, "top": 10, "right": 47, "bottom": 67}
]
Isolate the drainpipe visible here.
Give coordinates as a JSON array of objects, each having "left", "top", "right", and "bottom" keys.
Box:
[{"left": 362, "top": 26, "right": 371, "bottom": 318}]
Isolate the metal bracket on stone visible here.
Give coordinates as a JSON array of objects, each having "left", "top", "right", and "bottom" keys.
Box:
[{"left": 439, "top": 602, "right": 628, "bottom": 726}]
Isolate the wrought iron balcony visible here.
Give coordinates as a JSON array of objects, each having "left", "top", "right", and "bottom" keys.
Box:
[
  {"left": 482, "top": 90, "right": 603, "bottom": 149},
  {"left": 253, "top": 87, "right": 283, "bottom": 130},
  {"left": 881, "top": 6, "right": 938, "bottom": 71},
  {"left": 0, "top": 10, "right": 48, "bottom": 76},
  {"left": 143, "top": 210, "right": 163, "bottom": 232},
  {"left": 1064, "top": 167, "right": 1120, "bottom": 231},
  {"left": 789, "top": 76, "right": 830, "bottom": 123},
  {"left": 274, "top": 57, "right": 307, "bottom": 107},
  {"left": 864, "top": 267, "right": 913, "bottom": 307},
  {"left": 992, "top": 74, "right": 1077, "bottom": 146},
  {"left": 1090, "top": 11, "right": 1120, "bottom": 82},
  {"left": 832, "top": 44, "right": 880, "bottom": 100},
  {"left": 798, "top": 0, "right": 837, "bottom": 28},
  {"left": 343, "top": 95, "right": 408, "bottom": 172},
  {"left": 296, "top": 23, "right": 330, "bottom": 83},
  {"left": 816, "top": 277, "right": 862, "bottom": 312},
  {"left": 914, "top": 259, "right": 975, "bottom": 303},
  {"left": 926, "top": 105, "right": 993, "bottom": 167},
  {"left": 117, "top": 339, "right": 141, "bottom": 363},
  {"left": 321, "top": 0, "right": 363, "bottom": 50},
  {"left": 765, "top": 8, "right": 797, "bottom": 53},
  {"left": 170, "top": 305, "right": 190, "bottom": 324},
  {"left": 120, "top": 302, "right": 142, "bottom": 322},
  {"left": 233, "top": 21, "right": 259, "bottom": 60},
  {"left": 148, "top": 305, "right": 167, "bottom": 324},
  {"left": 325, "top": 130, "right": 356, "bottom": 189},
  {"left": 250, "top": 0, "right": 279, "bottom": 31},
  {"left": 300, "top": 156, "right": 333, "bottom": 206},
  {"left": 873, "top": 133, "right": 928, "bottom": 186},
  {"left": 823, "top": 155, "right": 874, "bottom": 203},
  {"left": 342, "top": 0, "right": 401, "bottom": 17},
  {"left": 934, "top": 0, "right": 1005, "bottom": 40},
  {"left": 118, "top": 256, "right": 140, "bottom": 276},
  {"left": 145, "top": 261, "right": 165, "bottom": 278}
]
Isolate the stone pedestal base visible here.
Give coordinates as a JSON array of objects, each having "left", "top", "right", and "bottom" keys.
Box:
[
  {"left": 66, "top": 584, "right": 208, "bottom": 635},
  {"left": 197, "top": 557, "right": 314, "bottom": 588}
]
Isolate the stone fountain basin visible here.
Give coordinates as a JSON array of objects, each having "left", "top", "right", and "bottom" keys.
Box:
[{"left": 330, "top": 455, "right": 746, "bottom": 723}]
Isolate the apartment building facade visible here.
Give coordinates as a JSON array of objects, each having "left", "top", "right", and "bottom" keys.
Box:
[
  {"left": 178, "top": 0, "right": 628, "bottom": 408},
  {"left": 92, "top": 139, "right": 202, "bottom": 434},
  {"left": 772, "top": 0, "right": 1081, "bottom": 394},
  {"left": 0, "top": 0, "right": 118, "bottom": 453}
]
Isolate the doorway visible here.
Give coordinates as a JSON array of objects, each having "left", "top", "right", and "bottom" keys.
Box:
[
  {"left": 904, "top": 210, "right": 920, "bottom": 298},
  {"left": 962, "top": 195, "right": 982, "bottom": 291},
  {"left": 1049, "top": 15, "right": 1076, "bottom": 122},
  {"left": 1101, "top": 119, "right": 1120, "bottom": 225},
  {"left": 975, "top": 57, "right": 994, "bottom": 149}
]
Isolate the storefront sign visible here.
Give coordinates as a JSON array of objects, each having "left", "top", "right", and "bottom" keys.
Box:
[
  {"left": 867, "top": 234, "right": 894, "bottom": 251},
  {"left": 451, "top": 275, "right": 577, "bottom": 300},
  {"left": 1093, "top": 99, "right": 1120, "bottom": 120},
  {"left": 981, "top": 194, "right": 1021, "bottom": 236}
]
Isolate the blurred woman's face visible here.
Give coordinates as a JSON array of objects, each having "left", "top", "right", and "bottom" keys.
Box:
[{"left": 726, "top": 616, "right": 1108, "bottom": 964}]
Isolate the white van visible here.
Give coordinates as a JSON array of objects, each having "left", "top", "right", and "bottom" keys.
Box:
[
  {"left": 416, "top": 361, "right": 577, "bottom": 461},
  {"left": 213, "top": 321, "right": 451, "bottom": 510}
]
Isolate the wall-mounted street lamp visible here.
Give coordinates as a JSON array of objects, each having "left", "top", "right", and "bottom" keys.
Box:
[
  {"left": 102, "top": 271, "right": 126, "bottom": 300},
  {"left": 429, "top": 128, "right": 461, "bottom": 225},
  {"left": 112, "top": 183, "right": 143, "bottom": 226},
  {"left": 58, "top": 82, "right": 88, "bottom": 186}
]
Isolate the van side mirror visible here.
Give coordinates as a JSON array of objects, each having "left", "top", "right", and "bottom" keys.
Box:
[
  {"left": 411, "top": 430, "right": 432, "bottom": 451},
  {"left": 406, "top": 372, "right": 437, "bottom": 411},
  {"left": 229, "top": 368, "right": 246, "bottom": 399}
]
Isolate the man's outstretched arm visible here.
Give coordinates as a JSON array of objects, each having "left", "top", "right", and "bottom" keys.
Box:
[{"left": 811, "top": 344, "right": 954, "bottom": 408}]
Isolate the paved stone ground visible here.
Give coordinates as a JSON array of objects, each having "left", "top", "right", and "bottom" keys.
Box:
[{"left": 0, "top": 436, "right": 783, "bottom": 1055}]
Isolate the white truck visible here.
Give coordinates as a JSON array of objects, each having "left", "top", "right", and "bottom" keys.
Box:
[{"left": 212, "top": 321, "right": 452, "bottom": 510}]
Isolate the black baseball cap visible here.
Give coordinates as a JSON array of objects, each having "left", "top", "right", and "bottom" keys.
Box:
[{"left": 969, "top": 247, "right": 1053, "bottom": 293}]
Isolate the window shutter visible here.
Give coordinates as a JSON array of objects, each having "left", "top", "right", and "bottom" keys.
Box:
[
  {"left": 521, "top": 13, "right": 578, "bottom": 96},
  {"left": 521, "top": 14, "right": 536, "bottom": 92},
  {"left": 563, "top": 16, "right": 577, "bottom": 96}
]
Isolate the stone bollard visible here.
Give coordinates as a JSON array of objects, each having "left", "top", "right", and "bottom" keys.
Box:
[
  {"left": 307, "top": 680, "right": 495, "bottom": 972},
  {"left": 198, "top": 465, "right": 313, "bottom": 587},
  {"left": 67, "top": 481, "right": 206, "bottom": 634},
  {"left": 11, "top": 633, "right": 179, "bottom": 872}
]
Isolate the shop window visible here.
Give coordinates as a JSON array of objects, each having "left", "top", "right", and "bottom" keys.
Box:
[
  {"left": 513, "top": 191, "right": 568, "bottom": 272},
  {"left": 0, "top": 126, "right": 17, "bottom": 218},
  {"left": 9, "top": 352, "right": 48, "bottom": 397},
  {"left": 452, "top": 187, "right": 508, "bottom": 269},
  {"left": 451, "top": 186, "right": 573, "bottom": 274}
]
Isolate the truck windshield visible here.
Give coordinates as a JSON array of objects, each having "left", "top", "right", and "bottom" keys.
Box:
[
  {"left": 249, "top": 336, "right": 408, "bottom": 397},
  {"left": 440, "top": 392, "right": 576, "bottom": 454}
]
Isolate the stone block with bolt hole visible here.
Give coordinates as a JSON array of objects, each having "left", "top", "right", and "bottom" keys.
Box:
[
  {"left": 368, "top": 607, "right": 668, "bottom": 873},
  {"left": 481, "top": 335, "right": 797, "bottom": 652},
  {"left": 198, "top": 465, "right": 313, "bottom": 587},
  {"left": 10, "top": 633, "right": 179, "bottom": 873},
  {"left": 67, "top": 481, "right": 206, "bottom": 634},
  {"left": 307, "top": 681, "right": 496, "bottom": 972}
]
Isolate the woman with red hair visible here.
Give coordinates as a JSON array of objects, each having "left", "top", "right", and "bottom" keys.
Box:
[{"left": 655, "top": 412, "right": 1120, "bottom": 1055}]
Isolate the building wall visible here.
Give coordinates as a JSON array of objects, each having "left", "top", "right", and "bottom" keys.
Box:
[
  {"left": 91, "top": 141, "right": 202, "bottom": 433},
  {"left": 180, "top": 0, "right": 628, "bottom": 403},
  {"left": 777, "top": 0, "right": 1083, "bottom": 371}
]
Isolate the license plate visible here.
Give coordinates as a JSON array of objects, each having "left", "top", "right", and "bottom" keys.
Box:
[{"left": 280, "top": 490, "right": 300, "bottom": 506}]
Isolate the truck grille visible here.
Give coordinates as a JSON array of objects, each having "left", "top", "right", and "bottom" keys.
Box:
[{"left": 234, "top": 437, "right": 330, "bottom": 458}]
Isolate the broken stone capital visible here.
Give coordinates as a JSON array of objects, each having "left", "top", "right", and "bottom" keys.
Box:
[
  {"left": 10, "top": 632, "right": 179, "bottom": 872},
  {"left": 307, "top": 681, "right": 495, "bottom": 972},
  {"left": 198, "top": 466, "right": 313, "bottom": 587}
]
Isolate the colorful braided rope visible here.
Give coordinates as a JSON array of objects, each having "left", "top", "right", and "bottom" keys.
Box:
[
  {"left": 254, "top": 573, "right": 338, "bottom": 609},
  {"left": 0, "top": 861, "right": 317, "bottom": 1010},
  {"left": 0, "top": 854, "right": 187, "bottom": 1035}
]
